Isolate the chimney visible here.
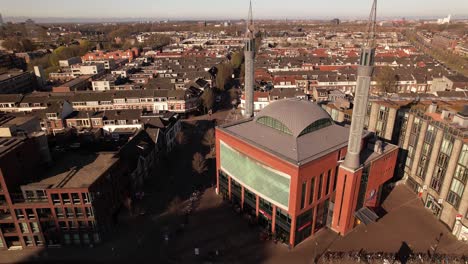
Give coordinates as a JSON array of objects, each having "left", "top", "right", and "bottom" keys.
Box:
[
  {"left": 441, "top": 109, "right": 452, "bottom": 120},
  {"left": 427, "top": 102, "right": 437, "bottom": 113}
]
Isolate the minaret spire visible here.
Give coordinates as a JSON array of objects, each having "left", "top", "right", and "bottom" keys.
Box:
[
  {"left": 243, "top": 0, "right": 255, "bottom": 118},
  {"left": 342, "top": 0, "right": 377, "bottom": 170},
  {"left": 248, "top": 1, "right": 254, "bottom": 31}
]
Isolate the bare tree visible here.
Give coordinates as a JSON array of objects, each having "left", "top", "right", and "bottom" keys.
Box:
[
  {"left": 202, "top": 128, "right": 216, "bottom": 158},
  {"left": 375, "top": 66, "right": 398, "bottom": 94},
  {"left": 175, "top": 131, "right": 186, "bottom": 145},
  {"left": 192, "top": 152, "right": 208, "bottom": 176},
  {"left": 201, "top": 88, "right": 215, "bottom": 114}
]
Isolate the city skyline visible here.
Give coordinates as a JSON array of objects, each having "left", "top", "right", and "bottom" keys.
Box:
[{"left": 2, "top": 0, "right": 468, "bottom": 22}]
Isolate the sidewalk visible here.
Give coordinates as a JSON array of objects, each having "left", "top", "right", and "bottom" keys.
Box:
[{"left": 329, "top": 184, "right": 468, "bottom": 255}]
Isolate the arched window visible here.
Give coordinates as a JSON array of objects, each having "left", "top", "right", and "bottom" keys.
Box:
[
  {"left": 298, "top": 118, "right": 332, "bottom": 137},
  {"left": 256, "top": 116, "right": 292, "bottom": 135}
]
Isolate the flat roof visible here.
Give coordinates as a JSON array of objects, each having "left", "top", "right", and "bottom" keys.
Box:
[
  {"left": 0, "top": 137, "right": 25, "bottom": 158},
  {"left": 0, "top": 71, "right": 28, "bottom": 82},
  {"left": 26, "top": 152, "right": 118, "bottom": 189}
]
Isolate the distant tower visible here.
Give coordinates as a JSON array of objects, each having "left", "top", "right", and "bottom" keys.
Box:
[
  {"left": 0, "top": 13, "right": 4, "bottom": 26},
  {"left": 243, "top": 0, "right": 255, "bottom": 118},
  {"left": 331, "top": 0, "right": 378, "bottom": 236}
]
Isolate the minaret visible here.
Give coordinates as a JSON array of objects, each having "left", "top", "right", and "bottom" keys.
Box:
[
  {"left": 243, "top": 1, "right": 255, "bottom": 118},
  {"left": 331, "top": 0, "right": 377, "bottom": 236}
]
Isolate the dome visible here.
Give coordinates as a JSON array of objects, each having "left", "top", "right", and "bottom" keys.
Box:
[{"left": 255, "top": 99, "right": 333, "bottom": 138}]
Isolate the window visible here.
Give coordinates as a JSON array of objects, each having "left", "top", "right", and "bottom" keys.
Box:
[
  {"left": 430, "top": 135, "right": 454, "bottom": 193},
  {"left": 70, "top": 221, "right": 78, "bottom": 230},
  {"left": 298, "top": 119, "right": 333, "bottom": 137},
  {"left": 20, "top": 222, "right": 29, "bottom": 233},
  {"left": 326, "top": 170, "right": 332, "bottom": 195},
  {"left": 55, "top": 208, "right": 64, "bottom": 218},
  {"left": 61, "top": 193, "right": 71, "bottom": 204},
  {"left": 300, "top": 182, "right": 307, "bottom": 209},
  {"left": 24, "top": 236, "right": 33, "bottom": 247},
  {"left": 446, "top": 144, "right": 468, "bottom": 208},
  {"left": 15, "top": 209, "right": 25, "bottom": 220},
  {"left": 26, "top": 209, "right": 35, "bottom": 219},
  {"left": 82, "top": 193, "right": 92, "bottom": 204},
  {"left": 85, "top": 207, "right": 94, "bottom": 217},
  {"left": 317, "top": 173, "right": 323, "bottom": 200},
  {"left": 71, "top": 193, "right": 81, "bottom": 204},
  {"left": 31, "top": 222, "right": 40, "bottom": 233},
  {"left": 34, "top": 236, "right": 44, "bottom": 246},
  {"left": 256, "top": 116, "right": 292, "bottom": 135},
  {"left": 75, "top": 208, "right": 84, "bottom": 218},
  {"left": 309, "top": 178, "right": 315, "bottom": 205},
  {"left": 65, "top": 207, "right": 74, "bottom": 218},
  {"left": 46, "top": 113, "right": 58, "bottom": 119},
  {"left": 333, "top": 166, "right": 339, "bottom": 191},
  {"left": 51, "top": 193, "right": 60, "bottom": 205}
]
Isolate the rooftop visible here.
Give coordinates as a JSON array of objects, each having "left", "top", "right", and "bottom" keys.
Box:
[
  {"left": 25, "top": 152, "right": 118, "bottom": 189},
  {"left": 220, "top": 99, "right": 352, "bottom": 165}
]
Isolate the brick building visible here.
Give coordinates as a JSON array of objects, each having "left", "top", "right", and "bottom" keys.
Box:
[
  {"left": 215, "top": 99, "right": 398, "bottom": 247},
  {"left": 0, "top": 129, "right": 157, "bottom": 250}
]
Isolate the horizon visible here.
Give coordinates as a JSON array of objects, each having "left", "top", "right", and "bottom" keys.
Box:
[{"left": 2, "top": 0, "right": 468, "bottom": 23}]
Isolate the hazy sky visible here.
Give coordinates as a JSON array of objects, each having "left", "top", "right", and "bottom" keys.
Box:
[{"left": 2, "top": 0, "right": 468, "bottom": 20}]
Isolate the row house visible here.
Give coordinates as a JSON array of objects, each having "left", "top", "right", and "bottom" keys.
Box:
[
  {"left": 69, "top": 89, "right": 201, "bottom": 116},
  {"left": 81, "top": 48, "right": 140, "bottom": 63},
  {"left": 34, "top": 101, "right": 74, "bottom": 135}
]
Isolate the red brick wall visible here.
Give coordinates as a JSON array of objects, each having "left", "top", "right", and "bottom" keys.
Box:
[{"left": 365, "top": 148, "right": 398, "bottom": 207}]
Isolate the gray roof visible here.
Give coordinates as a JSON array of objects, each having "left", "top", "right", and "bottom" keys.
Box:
[
  {"left": 221, "top": 99, "right": 352, "bottom": 165},
  {"left": 255, "top": 99, "right": 332, "bottom": 138}
]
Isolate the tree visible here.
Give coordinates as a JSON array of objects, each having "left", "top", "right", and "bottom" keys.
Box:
[
  {"left": 192, "top": 152, "right": 208, "bottom": 176},
  {"left": 202, "top": 128, "right": 216, "bottom": 158},
  {"left": 375, "top": 66, "right": 398, "bottom": 94},
  {"left": 19, "top": 38, "right": 35, "bottom": 52},
  {"left": 145, "top": 34, "right": 171, "bottom": 49},
  {"left": 175, "top": 131, "right": 186, "bottom": 145},
  {"left": 230, "top": 51, "right": 244, "bottom": 69},
  {"left": 229, "top": 88, "right": 239, "bottom": 106},
  {"left": 201, "top": 88, "right": 215, "bottom": 113},
  {"left": 215, "top": 63, "right": 233, "bottom": 90},
  {"left": 2, "top": 38, "right": 21, "bottom": 52}
]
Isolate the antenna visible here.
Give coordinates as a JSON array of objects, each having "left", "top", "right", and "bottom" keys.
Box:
[{"left": 365, "top": 0, "right": 378, "bottom": 48}]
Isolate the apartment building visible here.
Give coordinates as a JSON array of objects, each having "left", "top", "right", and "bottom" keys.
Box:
[
  {"left": 400, "top": 103, "right": 468, "bottom": 241},
  {"left": 0, "top": 129, "right": 157, "bottom": 250}
]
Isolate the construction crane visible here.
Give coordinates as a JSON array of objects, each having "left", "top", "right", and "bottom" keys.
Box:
[{"left": 342, "top": 0, "right": 378, "bottom": 170}]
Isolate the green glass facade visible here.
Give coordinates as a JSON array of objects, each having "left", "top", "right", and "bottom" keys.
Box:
[{"left": 220, "top": 141, "right": 291, "bottom": 209}]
